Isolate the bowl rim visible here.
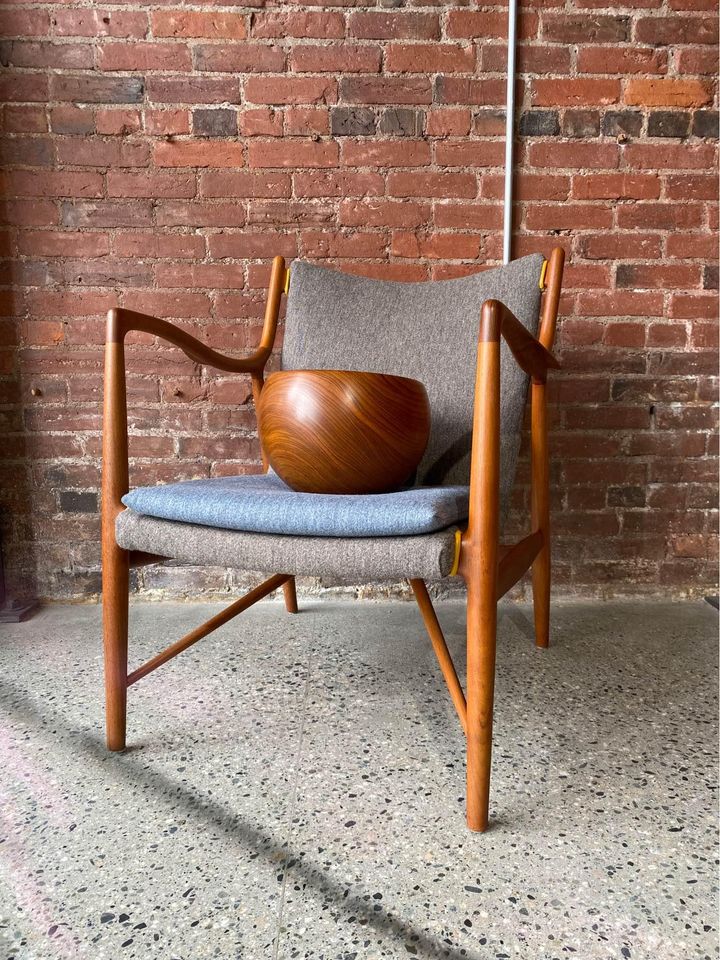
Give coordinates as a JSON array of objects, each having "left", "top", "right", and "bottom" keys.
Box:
[{"left": 265, "top": 369, "right": 426, "bottom": 390}]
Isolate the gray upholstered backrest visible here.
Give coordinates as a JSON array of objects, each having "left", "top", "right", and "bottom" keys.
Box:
[{"left": 282, "top": 253, "right": 544, "bottom": 504}]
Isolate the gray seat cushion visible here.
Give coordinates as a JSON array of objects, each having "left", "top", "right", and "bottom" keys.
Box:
[
  {"left": 116, "top": 509, "right": 459, "bottom": 582},
  {"left": 121, "top": 471, "right": 469, "bottom": 538},
  {"left": 283, "top": 252, "right": 544, "bottom": 506}
]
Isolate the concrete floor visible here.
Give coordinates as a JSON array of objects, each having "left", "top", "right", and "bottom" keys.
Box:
[{"left": 0, "top": 599, "right": 717, "bottom": 960}]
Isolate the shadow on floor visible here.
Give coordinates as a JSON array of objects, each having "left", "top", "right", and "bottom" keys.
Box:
[{"left": 0, "top": 675, "right": 482, "bottom": 960}]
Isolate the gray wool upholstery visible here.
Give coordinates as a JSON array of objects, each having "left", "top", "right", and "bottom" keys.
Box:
[
  {"left": 283, "top": 253, "right": 544, "bottom": 507},
  {"left": 116, "top": 509, "right": 458, "bottom": 582}
]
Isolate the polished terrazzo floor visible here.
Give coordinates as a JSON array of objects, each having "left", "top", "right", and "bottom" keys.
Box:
[{"left": 0, "top": 599, "right": 717, "bottom": 960}]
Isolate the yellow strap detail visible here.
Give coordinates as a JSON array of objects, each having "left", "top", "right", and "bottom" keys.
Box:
[
  {"left": 449, "top": 529, "right": 463, "bottom": 577},
  {"left": 283, "top": 268, "right": 291, "bottom": 295},
  {"left": 539, "top": 259, "right": 548, "bottom": 291}
]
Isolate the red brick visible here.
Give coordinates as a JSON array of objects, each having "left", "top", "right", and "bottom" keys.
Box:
[
  {"left": 387, "top": 171, "right": 477, "bottom": 199},
  {"left": 391, "top": 232, "right": 482, "bottom": 260},
  {"left": 446, "top": 10, "right": 514, "bottom": 40},
  {"left": 676, "top": 47, "right": 718, "bottom": 75},
  {"left": 17, "top": 231, "right": 110, "bottom": 258},
  {"left": 4, "top": 170, "right": 103, "bottom": 198},
  {"left": 542, "top": 13, "right": 630, "bottom": 42},
  {"left": 245, "top": 76, "right": 337, "bottom": 105},
  {"left": 665, "top": 175, "right": 718, "bottom": 201},
  {"left": 151, "top": 11, "right": 247, "bottom": 39},
  {"left": 625, "top": 78, "right": 713, "bottom": 108},
  {"left": 251, "top": 11, "right": 345, "bottom": 39},
  {"left": 3, "top": 105, "right": 47, "bottom": 133},
  {"left": 247, "top": 140, "right": 338, "bottom": 168},
  {"left": 294, "top": 171, "right": 384, "bottom": 198},
  {"left": 108, "top": 171, "right": 196, "bottom": 198},
  {"left": 341, "top": 141, "right": 431, "bottom": 168},
  {"left": 52, "top": 9, "right": 147, "bottom": 38},
  {"left": 349, "top": 12, "right": 439, "bottom": 40},
  {"left": 284, "top": 107, "right": 329, "bottom": 136},
  {"left": 434, "top": 77, "right": 505, "bottom": 106},
  {"left": 146, "top": 77, "right": 240, "bottom": 105},
  {"left": 636, "top": 15, "right": 718, "bottom": 45},
  {"left": 114, "top": 233, "right": 205, "bottom": 259},
  {"left": 527, "top": 204, "right": 614, "bottom": 231},
  {"left": 98, "top": 42, "right": 191, "bottom": 71},
  {"left": 155, "top": 263, "right": 245, "bottom": 290},
  {"left": 239, "top": 108, "right": 283, "bottom": 137},
  {"left": 529, "top": 141, "right": 620, "bottom": 169},
  {"left": 194, "top": 43, "right": 285, "bottom": 73},
  {"left": 290, "top": 44, "right": 381, "bottom": 74},
  {"left": 209, "top": 233, "right": 297, "bottom": 260},
  {"left": 4, "top": 39, "right": 92, "bottom": 70},
  {"left": 300, "top": 231, "right": 387, "bottom": 259},
  {"left": 154, "top": 141, "right": 245, "bottom": 168},
  {"left": 427, "top": 109, "right": 472, "bottom": 137},
  {"left": 200, "top": 171, "right": 290, "bottom": 198},
  {"left": 617, "top": 203, "right": 704, "bottom": 230},
  {"left": 1, "top": 9, "right": 50, "bottom": 37},
  {"left": 571, "top": 174, "right": 660, "bottom": 201},
  {"left": 532, "top": 79, "right": 621, "bottom": 108},
  {"left": 341, "top": 76, "right": 431, "bottom": 105},
  {"left": 577, "top": 46, "right": 666, "bottom": 75},
  {"left": 56, "top": 139, "right": 150, "bottom": 167},
  {"left": 144, "top": 109, "right": 189, "bottom": 136},
  {"left": 580, "top": 234, "right": 662, "bottom": 260},
  {"left": 154, "top": 202, "right": 246, "bottom": 228},
  {"left": 386, "top": 43, "right": 476, "bottom": 74},
  {"left": 339, "top": 199, "right": 430, "bottom": 228},
  {"left": 96, "top": 109, "right": 142, "bottom": 136},
  {"left": 435, "top": 141, "right": 505, "bottom": 167}
]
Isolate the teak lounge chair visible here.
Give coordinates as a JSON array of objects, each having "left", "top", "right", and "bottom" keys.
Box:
[{"left": 102, "top": 248, "right": 564, "bottom": 832}]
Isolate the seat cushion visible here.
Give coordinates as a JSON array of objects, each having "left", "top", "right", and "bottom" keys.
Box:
[
  {"left": 121, "top": 472, "right": 469, "bottom": 538},
  {"left": 116, "top": 509, "right": 459, "bottom": 582}
]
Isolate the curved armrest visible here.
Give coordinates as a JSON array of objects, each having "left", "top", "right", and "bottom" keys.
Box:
[
  {"left": 107, "top": 308, "right": 269, "bottom": 374},
  {"left": 481, "top": 299, "right": 560, "bottom": 384},
  {"left": 106, "top": 255, "right": 286, "bottom": 376}
]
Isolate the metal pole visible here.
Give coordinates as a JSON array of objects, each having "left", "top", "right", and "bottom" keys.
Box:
[{"left": 502, "top": 0, "right": 518, "bottom": 265}]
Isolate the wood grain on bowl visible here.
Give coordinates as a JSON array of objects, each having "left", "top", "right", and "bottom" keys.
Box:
[{"left": 257, "top": 369, "right": 430, "bottom": 495}]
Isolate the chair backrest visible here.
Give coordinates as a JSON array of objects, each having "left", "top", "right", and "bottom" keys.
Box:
[{"left": 282, "top": 253, "right": 544, "bottom": 506}]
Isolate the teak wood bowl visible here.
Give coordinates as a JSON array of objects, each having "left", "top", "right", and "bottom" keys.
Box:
[{"left": 257, "top": 369, "right": 430, "bottom": 495}]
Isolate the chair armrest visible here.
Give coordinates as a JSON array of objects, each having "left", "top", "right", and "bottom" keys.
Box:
[
  {"left": 102, "top": 256, "right": 286, "bottom": 529},
  {"left": 107, "top": 254, "right": 287, "bottom": 375},
  {"left": 482, "top": 299, "right": 560, "bottom": 384},
  {"left": 107, "top": 308, "right": 270, "bottom": 375}
]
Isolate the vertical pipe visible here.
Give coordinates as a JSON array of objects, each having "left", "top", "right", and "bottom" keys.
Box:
[{"left": 503, "top": 0, "right": 518, "bottom": 265}]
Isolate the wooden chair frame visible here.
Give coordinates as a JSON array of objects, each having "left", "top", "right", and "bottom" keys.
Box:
[{"left": 101, "top": 248, "right": 564, "bottom": 832}]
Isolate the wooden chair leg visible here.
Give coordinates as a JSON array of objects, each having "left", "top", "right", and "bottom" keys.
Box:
[
  {"left": 282, "top": 577, "right": 298, "bottom": 614},
  {"left": 531, "top": 380, "right": 551, "bottom": 649},
  {"left": 465, "top": 577, "right": 498, "bottom": 833},
  {"left": 103, "top": 542, "right": 129, "bottom": 751},
  {"left": 532, "top": 544, "right": 550, "bottom": 649}
]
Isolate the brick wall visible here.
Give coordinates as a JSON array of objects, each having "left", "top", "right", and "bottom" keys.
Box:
[{"left": 1, "top": 1, "right": 717, "bottom": 602}]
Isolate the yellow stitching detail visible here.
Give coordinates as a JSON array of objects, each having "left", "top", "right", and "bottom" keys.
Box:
[
  {"left": 449, "top": 528, "right": 462, "bottom": 577},
  {"left": 539, "top": 259, "right": 548, "bottom": 291},
  {"left": 283, "top": 268, "right": 291, "bottom": 295}
]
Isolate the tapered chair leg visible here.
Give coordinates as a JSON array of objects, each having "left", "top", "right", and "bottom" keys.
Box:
[
  {"left": 465, "top": 578, "right": 498, "bottom": 833},
  {"left": 282, "top": 577, "right": 298, "bottom": 614},
  {"left": 103, "top": 543, "right": 130, "bottom": 751},
  {"left": 532, "top": 545, "right": 550, "bottom": 649},
  {"left": 531, "top": 379, "right": 551, "bottom": 649}
]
